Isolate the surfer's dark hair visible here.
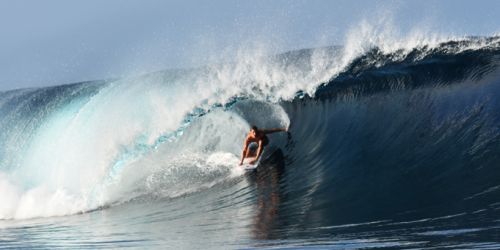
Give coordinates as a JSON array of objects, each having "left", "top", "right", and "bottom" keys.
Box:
[{"left": 251, "top": 125, "right": 258, "bottom": 131}]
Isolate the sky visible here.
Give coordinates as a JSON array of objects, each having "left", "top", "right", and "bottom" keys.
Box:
[{"left": 0, "top": 0, "right": 499, "bottom": 91}]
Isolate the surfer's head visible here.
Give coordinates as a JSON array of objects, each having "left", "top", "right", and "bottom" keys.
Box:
[{"left": 250, "top": 125, "right": 258, "bottom": 137}]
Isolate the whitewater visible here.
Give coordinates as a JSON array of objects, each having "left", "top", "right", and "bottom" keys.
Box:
[{"left": 1, "top": 27, "right": 500, "bottom": 248}]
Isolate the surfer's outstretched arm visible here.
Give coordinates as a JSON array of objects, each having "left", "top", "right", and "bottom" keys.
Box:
[{"left": 261, "top": 127, "right": 287, "bottom": 134}]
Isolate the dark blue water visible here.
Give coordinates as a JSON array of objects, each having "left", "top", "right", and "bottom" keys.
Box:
[{"left": 1, "top": 36, "right": 500, "bottom": 249}]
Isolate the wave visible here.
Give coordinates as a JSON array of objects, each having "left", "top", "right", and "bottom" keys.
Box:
[{"left": 0, "top": 35, "right": 499, "bottom": 223}]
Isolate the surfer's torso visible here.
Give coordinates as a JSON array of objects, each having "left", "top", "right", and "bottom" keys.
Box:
[{"left": 246, "top": 131, "right": 269, "bottom": 147}]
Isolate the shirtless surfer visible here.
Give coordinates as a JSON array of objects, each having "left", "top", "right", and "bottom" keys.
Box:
[{"left": 239, "top": 125, "right": 289, "bottom": 165}]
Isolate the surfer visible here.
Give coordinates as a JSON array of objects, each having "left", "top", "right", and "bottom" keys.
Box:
[{"left": 239, "top": 125, "right": 289, "bottom": 165}]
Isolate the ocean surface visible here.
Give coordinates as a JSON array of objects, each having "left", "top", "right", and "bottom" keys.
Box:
[{"left": 1, "top": 36, "right": 500, "bottom": 249}]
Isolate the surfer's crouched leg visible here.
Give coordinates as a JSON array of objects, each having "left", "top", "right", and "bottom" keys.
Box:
[{"left": 245, "top": 149, "right": 256, "bottom": 158}]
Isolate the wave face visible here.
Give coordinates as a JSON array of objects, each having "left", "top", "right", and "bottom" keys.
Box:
[{"left": 1, "top": 36, "right": 500, "bottom": 248}]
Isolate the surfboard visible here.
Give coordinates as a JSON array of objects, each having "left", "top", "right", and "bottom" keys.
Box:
[{"left": 241, "top": 155, "right": 262, "bottom": 170}]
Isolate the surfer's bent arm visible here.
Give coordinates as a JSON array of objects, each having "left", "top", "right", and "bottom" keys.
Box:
[
  {"left": 262, "top": 128, "right": 287, "bottom": 134},
  {"left": 239, "top": 138, "right": 250, "bottom": 165},
  {"left": 253, "top": 140, "right": 264, "bottom": 162}
]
